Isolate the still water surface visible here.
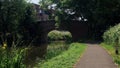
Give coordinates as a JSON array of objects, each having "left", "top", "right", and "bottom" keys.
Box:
[{"left": 24, "top": 41, "right": 69, "bottom": 67}]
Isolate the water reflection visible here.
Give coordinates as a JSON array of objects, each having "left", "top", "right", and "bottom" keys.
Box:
[
  {"left": 24, "top": 44, "right": 47, "bottom": 67},
  {"left": 24, "top": 41, "right": 69, "bottom": 68},
  {"left": 45, "top": 41, "right": 69, "bottom": 59}
]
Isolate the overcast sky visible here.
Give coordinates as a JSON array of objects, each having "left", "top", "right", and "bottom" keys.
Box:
[{"left": 30, "top": 0, "right": 39, "bottom": 4}]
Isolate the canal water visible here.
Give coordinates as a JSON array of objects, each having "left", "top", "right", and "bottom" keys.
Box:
[{"left": 24, "top": 41, "right": 70, "bottom": 67}]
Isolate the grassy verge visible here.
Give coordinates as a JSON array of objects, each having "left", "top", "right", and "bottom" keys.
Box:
[
  {"left": 101, "top": 43, "right": 120, "bottom": 67},
  {"left": 45, "top": 41, "right": 70, "bottom": 60},
  {"left": 35, "top": 43, "right": 86, "bottom": 68}
]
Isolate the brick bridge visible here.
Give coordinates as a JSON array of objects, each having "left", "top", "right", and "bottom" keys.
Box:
[
  {"left": 36, "top": 20, "right": 89, "bottom": 44},
  {"left": 25, "top": 20, "right": 89, "bottom": 63}
]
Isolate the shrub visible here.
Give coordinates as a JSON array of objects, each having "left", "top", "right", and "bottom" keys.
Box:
[
  {"left": 48, "top": 30, "right": 72, "bottom": 41},
  {"left": 103, "top": 23, "right": 120, "bottom": 45}
]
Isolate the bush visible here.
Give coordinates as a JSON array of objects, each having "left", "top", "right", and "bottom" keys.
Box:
[
  {"left": 48, "top": 30, "right": 72, "bottom": 41},
  {"left": 103, "top": 23, "right": 120, "bottom": 45}
]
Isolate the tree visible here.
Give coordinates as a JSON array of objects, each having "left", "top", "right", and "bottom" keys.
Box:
[
  {"left": 49, "top": 0, "right": 120, "bottom": 40},
  {"left": 0, "top": 0, "right": 36, "bottom": 46},
  {"left": 39, "top": 0, "right": 52, "bottom": 9},
  {"left": 0, "top": 0, "right": 27, "bottom": 32},
  {"left": 39, "top": 0, "right": 56, "bottom": 20}
]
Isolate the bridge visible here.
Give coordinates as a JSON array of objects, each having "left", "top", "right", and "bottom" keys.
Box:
[
  {"left": 34, "top": 20, "right": 89, "bottom": 46},
  {"left": 25, "top": 20, "right": 89, "bottom": 62},
  {"left": 32, "top": 4, "right": 89, "bottom": 45}
]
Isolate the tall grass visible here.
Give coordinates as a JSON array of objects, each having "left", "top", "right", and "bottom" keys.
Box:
[
  {"left": 0, "top": 42, "right": 27, "bottom": 68},
  {"left": 45, "top": 41, "right": 70, "bottom": 60}
]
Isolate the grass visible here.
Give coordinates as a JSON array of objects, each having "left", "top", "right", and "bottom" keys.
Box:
[
  {"left": 35, "top": 43, "right": 86, "bottom": 68},
  {"left": 101, "top": 43, "right": 120, "bottom": 68},
  {"left": 0, "top": 45, "right": 26, "bottom": 68},
  {"left": 45, "top": 41, "right": 70, "bottom": 60}
]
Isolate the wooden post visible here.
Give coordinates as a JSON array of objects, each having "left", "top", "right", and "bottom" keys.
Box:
[
  {"left": 115, "top": 38, "right": 119, "bottom": 55},
  {"left": 115, "top": 46, "right": 119, "bottom": 55}
]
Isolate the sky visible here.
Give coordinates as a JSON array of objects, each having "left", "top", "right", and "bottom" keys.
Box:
[{"left": 30, "top": 0, "right": 39, "bottom": 4}]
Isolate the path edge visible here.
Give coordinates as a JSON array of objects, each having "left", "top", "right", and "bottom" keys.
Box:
[
  {"left": 73, "top": 45, "right": 88, "bottom": 68},
  {"left": 99, "top": 45, "right": 118, "bottom": 68}
]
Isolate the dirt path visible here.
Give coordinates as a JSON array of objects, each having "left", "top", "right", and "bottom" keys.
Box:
[{"left": 74, "top": 44, "right": 117, "bottom": 68}]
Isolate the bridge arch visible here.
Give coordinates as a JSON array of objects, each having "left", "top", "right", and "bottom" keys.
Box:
[
  {"left": 30, "top": 20, "right": 89, "bottom": 58},
  {"left": 60, "top": 20, "right": 89, "bottom": 41},
  {"left": 35, "top": 20, "right": 89, "bottom": 45},
  {"left": 35, "top": 20, "right": 56, "bottom": 44}
]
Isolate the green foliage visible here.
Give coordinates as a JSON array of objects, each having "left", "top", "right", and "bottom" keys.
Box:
[
  {"left": 38, "top": 0, "right": 120, "bottom": 40},
  {"left": 39, "top": 0, "right": 55, "bottom": 20},
  {"left": 52, "top": 0, "right": 120, "bottom": 24},
  {"left": 103, "top": 24, "right": 120, "bottom": 45},
  {"left": 45, "top": 41, "right": 69, "bottom": 60},
  {"left": 48, "top": 30, "right": 72, "bottom": 41},
  {"left": 0, "top": 0, "right": 36, "bottom": 46},
  {"left": 0, "top": 45, "right": 26, "bottom": 68},
  {"left": 47, "top": 0, "right": 120, "bottom": 39},
  {"left": 19, "top": 3, "right": 36, "bottom": 41},
  {"left": 39, "top": 0, "right": 52, "bottom": 9},
  {"left": 35, "top": 43, "right": 86, "bottom": 68},
  {"left": 103, "top": 23, "right": 120, "bottom": 67},
  {"left": 101, "top": 43, "right": 120, "bottom": 67},
  {"left": 0, "top": 0, "right": 27, "bottom": 32}
]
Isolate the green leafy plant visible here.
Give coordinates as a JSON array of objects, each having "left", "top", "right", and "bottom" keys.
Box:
[{"left": 0, "top": 40, "right": 27, "bottom": 68}]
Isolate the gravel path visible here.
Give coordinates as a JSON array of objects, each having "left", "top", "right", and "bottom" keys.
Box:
[{"left": 74, "top": 44, "right": 117, "bottom": 68}]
